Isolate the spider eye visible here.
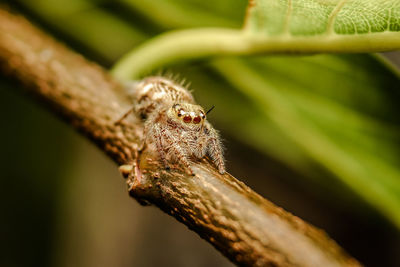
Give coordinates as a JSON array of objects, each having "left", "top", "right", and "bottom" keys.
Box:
[
  {"left": 200, "top": 111, "right": 206, "bottom": 119},
  {"left": 172, "top": 104, "right": 180, "bottom": 110},
  {"left": 183, "top": 115, "right": 192, "bottom": 123},
  {"left": 193, "top": 116, "right": 201, "bottom": 124},
  {"left": 177, "top": 109, "right": 185, "bottom": 117}
]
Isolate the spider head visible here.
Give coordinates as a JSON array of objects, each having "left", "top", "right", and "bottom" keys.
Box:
[{"left": 169, "top": 103, "right": 206, "bottom": 127}]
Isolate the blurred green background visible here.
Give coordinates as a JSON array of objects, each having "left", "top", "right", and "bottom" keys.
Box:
[{"left": 1, "top": 0, "right": 400, "bottom": 266}]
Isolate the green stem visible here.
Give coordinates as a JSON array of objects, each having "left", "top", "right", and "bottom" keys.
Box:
[
  {"left": 111, "top": 28, "right": 246, "bottom": 79},
  {"left": 111, "top": 27, "right": 400, "bottom": 80}
]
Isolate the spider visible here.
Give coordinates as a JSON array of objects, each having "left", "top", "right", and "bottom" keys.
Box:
[{"left": 122, "top": 76, "right": 225, "bottom": 175}]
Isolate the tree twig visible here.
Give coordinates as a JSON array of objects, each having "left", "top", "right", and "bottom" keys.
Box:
[{"left": 0, "top": 8, "right": 361, "bottom": 267}]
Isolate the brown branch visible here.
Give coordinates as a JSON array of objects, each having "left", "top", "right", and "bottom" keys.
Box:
[{"left": 0, "top": 8, "right": 362, "bottom": 267}]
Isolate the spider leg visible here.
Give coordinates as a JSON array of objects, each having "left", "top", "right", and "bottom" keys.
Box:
[
  {"left": 205, "top": 123, "right": 225, "bottom": 174},
  {"left": 151, "top": 123, "right": 169, "bottom": 169},
  {"left": 114, "top": 107, "right": 134, "bottom": 125},
  {"left": 168, "top": 145, "right": 194, "bottom": 175},
  {"left": 165, "top": 130, "right": 194, "bottom": 175},
  {"left": 153, "top": 124, "right": 194, "bottom": 175},
  {"left": 139, "top": 120, "right": 151, "bottom": 152},
  {"left": 193, "top": 133, "right": 208, "bottom": 158}
]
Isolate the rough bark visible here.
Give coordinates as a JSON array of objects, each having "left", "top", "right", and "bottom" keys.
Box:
[{"left": 0, "top": 8, "right": 362, "bottom": 267}]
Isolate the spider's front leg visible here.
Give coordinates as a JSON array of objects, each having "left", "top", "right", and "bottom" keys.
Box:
[
  {"left": 150, "top": 123, "right": 168, "bottom": 169},
  {"left": 152, "top": 124, "right": 194, "bottom": 175},
  {"left": 205, "top": 123, "right": 225, "bottom": 174}
]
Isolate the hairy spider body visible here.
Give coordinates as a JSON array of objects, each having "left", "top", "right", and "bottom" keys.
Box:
[{"left": 131, "top": 76, "right": 225, "bottom": 175}]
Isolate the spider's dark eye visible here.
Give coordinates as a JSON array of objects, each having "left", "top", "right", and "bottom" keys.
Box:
[
  {"left": 193, "top": 116, "right": 201, "bottom": 124},
  {"left": 183, "top": 115, "right": 192, "bottom": 123},
  {"left": 177, "top": 109, "right": 185, "bottom": 117},
  {"left": 200, "top": 111, "right": 206, "bottom": 119}
]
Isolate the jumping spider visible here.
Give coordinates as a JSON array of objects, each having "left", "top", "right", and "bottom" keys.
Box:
[{"left": 125, "top": 76, "right": 225, "bottom": 175}]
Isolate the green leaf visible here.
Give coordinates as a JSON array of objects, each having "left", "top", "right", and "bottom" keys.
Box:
[{"left": 245, "top": 0, "right": 400, "bottom": 35}]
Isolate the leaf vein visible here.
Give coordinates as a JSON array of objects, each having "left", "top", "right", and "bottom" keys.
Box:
[
  {"left": 283, "top": 0, "right": 293, "bottom": 34},
  {"left": 326, "top": 0, "right": 348, "bottom": 34},
  {"left": 387, "top": 8, "right": 392, "bottom": 31}
]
